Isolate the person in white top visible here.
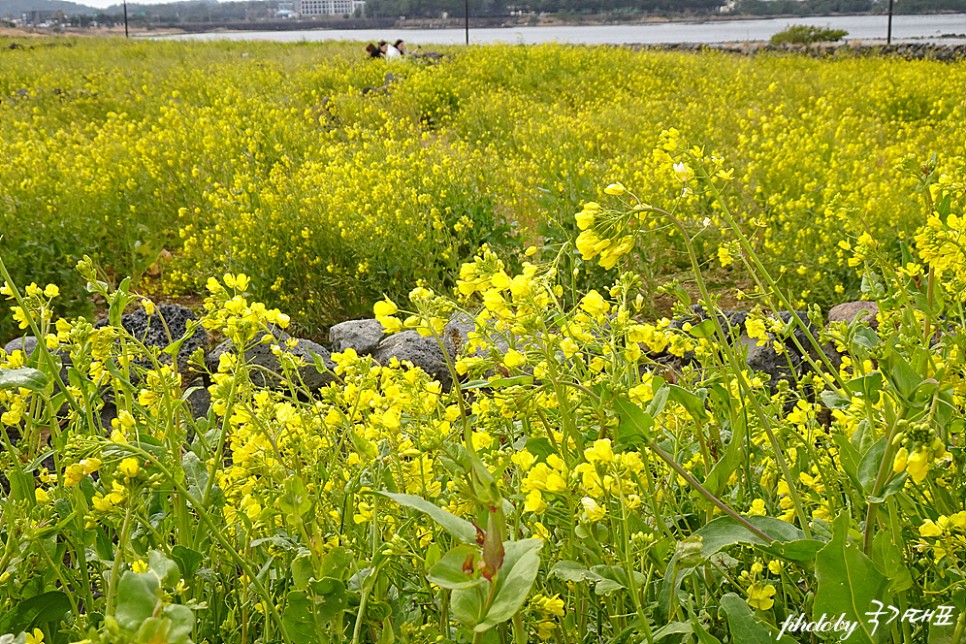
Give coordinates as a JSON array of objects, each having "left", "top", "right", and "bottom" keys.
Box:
[{"left": 386, "top": 40, "right": 405, "bottom": 60}]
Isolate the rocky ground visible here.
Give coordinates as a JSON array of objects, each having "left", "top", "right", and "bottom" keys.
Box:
[{"left": 4, "top": 299, "right": 881, "bottom": 425}]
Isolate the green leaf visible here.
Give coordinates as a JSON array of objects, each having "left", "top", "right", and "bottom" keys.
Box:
[
  {"left": 367, "top": 600, "right": 392, "bottom": 623},
  {"left": 148, "top": 550, "right": 181, "bottom": 587},
  {"left": 95, "top": 527, "right": 114, "bottom": 563},
  {"left": 162, "top": 604, "right": 195, "bottom": 644},
  {"left": 592, "top": 564, "right": 646, "bottom": 587},
  {"left": 428, "top": 544, "right": 485, "bottom": 590},
  {"left": 763, "top": 539, "right": 825, "bottom": 564},
  {"left": 279, "top": 475, "right": 311, "bottom": 518},
  {"left": 883, "top": 352, "right": 921, "bottom": 401},
  {"left": 857, "top": 437, "right": 887, "bottom": 495},
  {"left": 667, "top": 385, "right": 707, "bottom": 423},
  {"left": 475, "top": 539, "right": 543, "bottom": 632},
  {"left": 852, "top": 326, "right": 880, "bottom": 350},
  {"left": 691, "top": 516, "right": 806, "bottom": 558},
  {"left": 928, "top": 598, "right": 963, "bottom": 643},
  {"left": 935, "top": 191, "right": 952, "bottom": 222},
  {"left": 0, "top": 367, "right": 48, "bottom": 392},
  {"left": 134, "top": 618, "right": 168, "bottom": 644},
  {"left": 820, "top": 389, "right": 852, "bottom": 410},
  {"left": 378, "top": 492, "right": 477, "bottom": 544},
  {"left": 613, "top": 395, "right": 654, "bottom": 449},
  {"left": 876, "top": 472, "right": 907, "bottom": 502},
  {"left": 250, "top": 535, "right": 298, "bottom": 550},
  {"left": 523, "top": 437, "right": 555, "bottom": 460},
  {"left": 549, "top": 560, "right": 604, "bottom": 583},
  {"left": 307, "top": 577, "right": 349, "bottom": 622},
  {"left": 814, "top": 513, "right": 889, "bottom": 644},
  {"left": 687, "top": 318, "right": 716, "bottom": 339},
  {"left": 170, "top": 545, "right": 203, "bottom": 580},
  {"left": 462, "top": 375, "right": 533, "bottom": 390},
  {"left": 182, "top": 452, "right": 209, "bottom": 498},
  {"left": 425, "top": 542, "right": 442, "bottom": 569},
  {"left": 832, "top": 432, "right": 862, "bottom": 490},
  {"left": 6, "top": 468, "right": 34, "bottom": 504},
  {"left": 703, "top": 414, "right": 746, "bottom": 495},
  {"left": 451, "top": 585, "right": 486, "bottom": 628},
  {"left": 652, "top": 622, "right": 693, "bottom": 641},
  {"left": 658, "top": 554, "right": 691, "bottom": 619},
  {"left": 282, "top": 591, "right": 322, "bottom": 644},
  {"left": 594, "top": 579, "right": 625, "bottom": 596},
  {"left": 851, "top": 419, "right": 875, "bottom": 454},
  {"left": 320, "top": 546, "right": 351, "bottom": 581},
  {"left": 115, "top": 571, "right": 161, "bottom": 632},
  {"left": 720, "top": 593, "right": 796, "bottom": 643},
  {"left": 292, "top": 554, "right": 314, "bottom": 591},
  {"left": 0, "top": 590, "right": 71, "bottom": 634},
  {"left": 847, "top": 372, "right": 883, "bottom": 402},
  {"left": 690, "top": 613, "right": 723, "bottom": 644},
  {"left": 647, "top": 385, "right": 670, "bottom": 417},
  {"left": 871, "top": 531, "right": 913, "bottom": 593}
]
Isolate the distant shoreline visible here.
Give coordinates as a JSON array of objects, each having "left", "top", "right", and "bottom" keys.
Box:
[
  {"left": 4, "top": 10, "right": 966, "bottom": 39},
  {"left": 4, "top": 12, "right": 966, "bottom": 47}
]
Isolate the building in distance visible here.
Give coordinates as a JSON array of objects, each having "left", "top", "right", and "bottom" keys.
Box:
[{"left": 295, "top": 0, "right": 366, "bottom": 17}]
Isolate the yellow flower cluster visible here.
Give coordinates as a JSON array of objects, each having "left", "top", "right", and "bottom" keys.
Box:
[
  {"left": 893, "top": 437, "right": 948, "bottom": 485},
  {"left": 528, "top": 593, "right": 565, "bottom": 640},
  {"left": 6, "top": 42, "right": 965, "bottom": 340},
  {"left": 919, "top": 512, "right": 966, "bottom": 563},
  {"left": 574, "top": 201, "right": 640, "bottom": 270},
  {"left": 915, "top": 212, "right": 966, "bottom": 300}
]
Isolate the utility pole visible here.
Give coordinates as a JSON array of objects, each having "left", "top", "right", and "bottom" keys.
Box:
[
  {"left": 887, "top": 0, "right": 894, "bottom": 44},
  {"left": 464, "top": 0, "right": 469, "bottom": 44},
  {"left": 123, "top": 0, "right": 129, "bottom": 37}
]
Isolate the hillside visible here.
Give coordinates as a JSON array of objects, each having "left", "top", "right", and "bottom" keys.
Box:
[{"left": 0, "top": 0, "right": 101, "bottom": 16}]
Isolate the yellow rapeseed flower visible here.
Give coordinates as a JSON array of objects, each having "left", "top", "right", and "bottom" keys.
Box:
[
  {"left": 746, "top": 582, "right": 777, "bottom": 611},
  {"left": 119, "top": 458, "right": 140, "bottom": 478}
]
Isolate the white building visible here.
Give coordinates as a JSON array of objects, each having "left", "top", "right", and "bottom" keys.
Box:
[{"left": 296, "top": 0, "right": 366, "bottom": 16}]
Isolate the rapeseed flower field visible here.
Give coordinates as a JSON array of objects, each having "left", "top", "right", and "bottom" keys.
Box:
[
  {"left": 1, "top": 38, "right": 965, "bottom": 643},
  {"left": 3, "top": 40, "right": 965, "bottom": 337}
]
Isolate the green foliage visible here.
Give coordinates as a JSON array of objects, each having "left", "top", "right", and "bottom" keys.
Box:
[
  {"left": 770, "top": 24, "right": 849, "bottom": 45},
  {"left": 814, "top": 514, "right": 890, "bottom": 643},
  {"left": 0, "top": 368, "right": 48, "bottom": 392},
  {"left": 378, "top": 491, "right": 478, "bottom": 543},
  {"left": 719, "top": 593, "right": 796, "bottom": 642},
  {"left": 739, "top": 0, "right": 872, "bottom": 14},
  {"left": 0, "top": 591, "right": 71, "bottom": 637}
]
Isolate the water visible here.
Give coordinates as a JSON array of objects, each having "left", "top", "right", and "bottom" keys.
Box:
[{"left": 155, "top": 13, "right": 966, "bottom": 45}]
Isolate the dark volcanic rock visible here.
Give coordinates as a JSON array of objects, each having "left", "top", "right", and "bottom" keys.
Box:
[
  {"left": 94, "top": 304, "right": 207, "bottom": 373},
  {"left": 742, "top": 335, "right": 802, "bottom": 387},
  {"left": 661, "top": 306, "right": 824, "bottom": 389},
  {"left": 443, "top": 312, "right": 479, "bottom": 356},
  {"left": 3, "top": 335, "right": 39, "bottom": 356},
  {"left": 443, "top": 312, "right": 514, "bottom": 357},
  {"left": 374, "top": 330, "right": 452, "bottom": 390},
  {"left": 206, "top": 327, "right": 336, "bottom": 390},
  {"left": 185, "top": 379, "right": 212, "bottom": 419},
  {"left": 329, "top": 319, "right": 386, "bottom": 356}
]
